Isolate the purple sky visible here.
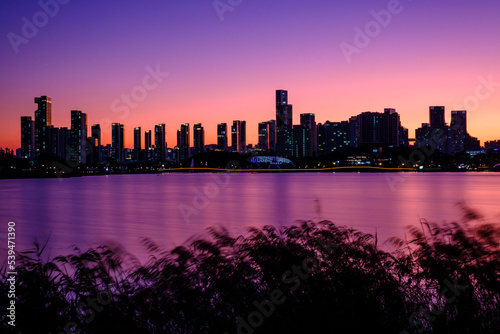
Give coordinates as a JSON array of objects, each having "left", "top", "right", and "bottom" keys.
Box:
[{"left": 1, "top": 0, "right": 499, "bottom": 148}]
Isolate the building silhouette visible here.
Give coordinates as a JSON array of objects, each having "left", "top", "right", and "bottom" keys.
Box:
[
  {"left": 324, "top": 121, "right": 350, "bottom": 153},
  {"left": 91, "top": 124, "right": 101, "bottom": 164},
  {"left": 34, "top": 96, "right": 52, "bottom": 156},
  {"left": 193, "top": 123, "right": 205, "bottom": 155},
  {"left": 20, "top": 116, "right": 34, "bottom": 158},
  {"left": 177, "top": 123, "right": 190, "bottom": 162},
  {"left": 144, "top": 130, "right": 153, "bottom": 161},
  {"left": 231, "top": 120, "right": 246, "bottom": 152},
  {"left": 70, "top": 110, "right": 87, "bottom": 163},
  {"left": 155, "top": 124, "right": 166, "bottom": 163},
  {"left": 430, "top": 106, "right": 446, "bottom": 129},
  {"left": 134, "top": 127, "right": 141, "bottom": 161},
  {"left": 258, "top": 122, "right": 270, "bottom": 152},
  {"left": 356, "top": 109, "right": 402, "bottom": 148},
  {"left": 111, "top": 123, "right": 124, "bottom": 162},
  {"left": 53, "top": 127, "right": 69, "bottom": 160},
  {"left": 217, "top": 123, "right": 228, "bottom": 150},
  {"left": 276, "top": 90, "right": 293, "bottom": 157}
]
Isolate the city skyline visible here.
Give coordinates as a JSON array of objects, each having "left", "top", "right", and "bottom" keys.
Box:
[
  {"left": 15, "top": 91, "right": 487, "bottom": 164},
  {"left": 1, "top": 1, "right": 500, "bottom": 150}
]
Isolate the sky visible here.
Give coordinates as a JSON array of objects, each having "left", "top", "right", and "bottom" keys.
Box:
[{"left": 1, "top": 0, "right": 499, "bottom": 150}]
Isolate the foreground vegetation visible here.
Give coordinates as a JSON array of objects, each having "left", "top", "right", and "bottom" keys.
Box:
[{"left": 1, "top": 206, "right": 499, "bottom": 333}]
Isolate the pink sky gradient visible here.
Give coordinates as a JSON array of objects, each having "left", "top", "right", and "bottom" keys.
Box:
[{"left": 1, "top": 0, "right": 499, "bottom": 150}]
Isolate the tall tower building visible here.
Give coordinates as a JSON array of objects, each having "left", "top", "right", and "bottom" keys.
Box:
[
  {"left": 300, "top": 113, "right": 316, "bottom": 157},
  {"left": 154, "top": 124, "right": 166, "bottom": 163},
  {"left": 193, "top": 123, "right": 205, "bottom": 154},
  {"left": 177, "top": 123, "right": 190, "bottom": 162},
  {"left": 276, "top": 90, "right": 293, "bottom": 157},
  {"left": 111, "top": 123, "right": 124, "bottom": 163},
  {"left": 267, "top": 120, "right": 276, "bottom": 153},
  {"left": 91, "top": 124, "right": 101, "bottom": 164},
  {"left": 430, "top": 106, "right": 445, "bottom": 128},
  {"left": 258, "top": 122, "right": 270, "bottom": 152},
  {"left": 34, "top": 95, "right": 52, "bottom": 156},
  {"left": 383, "top": 108, "right": 400, "bottom": 147},
  {"left": 134, "top": 127, "right": 141, "bottom": 161},
  {"left": 217, "top": 123, "right": 228, "bottom": 150},
  {"left": 70, "top": 110, "right": 87, "bottom": 163},
  {"left": 451, "top": 110, "right": 467, "bottom": 131},
  {"left": 20, "top": 116, "right": 34, "bottom": 158},
  {"left": 450, "top": 110, "right": 467, "bottom": 154},
  {"left": 144, "top": 130, "right": 152, "bottom": 161},
  {"left": 53, "top": 127, "right": 69, "bottom": 159},
  {"left": 231, "top": 120, "right": 246, "bottom": 152}
]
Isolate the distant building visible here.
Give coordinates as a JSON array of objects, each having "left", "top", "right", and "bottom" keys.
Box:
[
  {"left": 258, "top": 122, "right": 270, "bottom": 152},
  {"left": 324, "top": 121, "right": 350, "bottom": 153},
  {"left": 134, "top": 127, "right": 142, "bottom": 161},
  {"left": 70, "top": 110, "right": 87, "bottom": 163},
  {"left": 193, "top": 123, "right": 205, "bottom": 155},
  {"left": 34, "top": 95, "right": 52, "bottom": 156},
  {"left": 155, "top": 124, "right": 166, "bottom": 163},
  {"left": 144, "top": 130, "right": 152, "bottom": 161},
  {"left": 53, "top": 127, "right": 69, "bottom": 160},
  {"left": 430, "top": 106, "right": 446, "bottom": 129},
  {"left": 485, "top": 140, "right": 500, "bottom": 151},
  {"left": 356, "top": 109, "right": 402, "bottom": 148},
  {"left": 20, "top": 116, "right": 34, "bottom": 158},
  {"left": 267, "top": 120, "right": 276, "bottom": 153},
  {"left": 90, "top": 125, "right": 101, "bottom": 164},
  {"left": 217, "top": 123, "right": 228, "bottom": 151},
  {"left": 449, "top": 110, "right": 467, "bottom": 154},
  {"left": 177, "top": 123, "right": 190, "bottom": 162},
  {"left": 349, "top": 116, "right": 358, "bottom": 148},
  {"left": 111, "top": 123, "right": 124, "bottom": 162},
  {"left": 231, "top": 120, "right": 246, "bottom": 152},
  {"left": 300, "top": 113, "right": 316, "bottom": 157},
  {"left": 276, "top": 90, "right": 293, "bottom": 157}
]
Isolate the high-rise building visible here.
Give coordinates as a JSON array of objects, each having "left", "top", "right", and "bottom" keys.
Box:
[
  {"left": 111, "top": 123, "right": 124, "bottom": 163},
  {"left": 449, "top": 110, "right": 467, "bottom": 154},
  {"left": 324, "top": 121, "right": 350, "bottom": 153},
  {"left": 231, "top": 120, "right": 246, "bottom": 152},
  {"left": 357, "top": 112, "right": 383, "bottom": 146},
  {"left": 155, "top": 124, "right": 166, "bottom": 163},
  {"left": 349, "top": 116, "right": 358, "bottom": 148},
  {"left": 91, "top": 124, "right": 101, "bottom": 164},
  {"left": 70, "top": 110, "right": 87, "bottom": 163},
  {"left": 317, "top": 123, "right": 325, "bottom": 155},
  {"left": 20, "top": 116, "right": 34, "bottom": 158},
  {"left": 193, "top": 123, "right": 205, "bottom": 155},
  {"left": 144, "top": 130, "right": 153, "bottom": 161},
  {"left": 276, "top": 90, "right": 293, "bottom": 157},
  {"left": 357, "top": 110, "right": 401, "bottom": 147},
  {"left": 34, "top": 95, "right": 52, "bottom": 156},
  {"left": 134, "top": 127, "right": 142, "bottom": 161},
  {"left": 430, "top": 106, "right": 445, "bottom": 128},
  {"left": 292, "top": 125, "right": 303, "bottom": 158},
  {"left": 300, "top": 113, "right": 316, "bottom": 157},
  {"left": 217, "top": 123, "right": 228, "bottom": 150},
  {"left": 258, "top": 122, "right": 270, "bottom": 152},
  {"left": 177, "top": 123, "right": 190, "bottom": 162},
  {"left": 267, "top": 120, "right": 276, "bottom": 153},
  {"left": 52, "top": 127, "right": 69, "bottom": 159},
  {"left": 382, "top": 108, "right": 400, "bottom": 147}
]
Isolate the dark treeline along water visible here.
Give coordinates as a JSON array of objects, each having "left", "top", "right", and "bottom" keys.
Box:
[{"left": 1, "top": 205, "right": 499, "bottom": 333}]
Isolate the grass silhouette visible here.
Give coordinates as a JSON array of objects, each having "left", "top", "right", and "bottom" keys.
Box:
[{"left": 1, "top": 205, "right": 499, "bottom": 333}]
